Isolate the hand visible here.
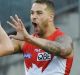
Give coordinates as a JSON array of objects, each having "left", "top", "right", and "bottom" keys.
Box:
[{"left": 7, "top": 14, "right": 30, "bottom": 41}]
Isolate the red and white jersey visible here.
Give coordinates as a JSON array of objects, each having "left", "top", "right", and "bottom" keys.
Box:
[{"left": 22, "top": 28, "right": 73, "bottom": 75}]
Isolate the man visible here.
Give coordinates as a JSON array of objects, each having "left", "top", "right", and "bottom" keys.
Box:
[{"left": 0, "top": 0, "right": 73, "bottom": 75}]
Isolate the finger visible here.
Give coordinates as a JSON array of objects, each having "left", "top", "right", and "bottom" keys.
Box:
[
  {"left": 15, "top": 14, "right": 23, "bottom": 29},
  {"left": 9, "top": 35, "right": 19, "bottom": 40},
  {"left": 10, "top": 16, "right": 17, "bottom": 26},
  {"left": 19, "top": 19, "right": 25, "bottom": 28},
  {"left": 9, "top": 35, "right": 15, "bottom": 39},
  {"left": 15, "top": 14, "right": 25, "bottom": 29},
  {"left": 7, "top": 21, "right": 16, "bottom": 29},
  {"left": 15, "top": 14, "right": 20, "bottom": 22}
]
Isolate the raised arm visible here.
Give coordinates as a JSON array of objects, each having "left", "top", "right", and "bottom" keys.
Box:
[
  {"left": 7, "top": 15, "right": 73, "bottom": 58},
  {"left": 28, "top": 35, "right": 73, "bottom": 58}
]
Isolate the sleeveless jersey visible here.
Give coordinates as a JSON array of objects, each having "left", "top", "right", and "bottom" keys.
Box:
[{"left": 22, "top": 28, "right": 73, "bottom": 75}]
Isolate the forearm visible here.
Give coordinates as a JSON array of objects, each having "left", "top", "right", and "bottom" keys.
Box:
[
  {"left": 26, "top": 35, "right": 73, "bottom": 57},
  {"left": 0, "top": 48, "right": 14, "bottom": 57},
  {"left": 0, "top": 26, "right": 14, "bottom": 56},
  {"left": 0, "top": 26, "right": 11, "bottom": 44},
  {"left": 29, "top": 36, "right": 59, "bottom": 52}
]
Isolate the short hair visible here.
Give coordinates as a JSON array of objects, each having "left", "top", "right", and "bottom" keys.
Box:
[{"left": 34, "top": 0, "right": 55, "bottom": 13}]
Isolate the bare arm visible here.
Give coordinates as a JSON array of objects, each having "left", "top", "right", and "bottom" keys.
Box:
[
  {"left": 7, "top": 15, "right": 73, "bottom": 58},
  {"left": 28, "top": 35, "right": 73, "bottom": 58},
  {"left": 0, "top": 25, "right": 14, "bottom": 56},
  {"left": 0, "top": 24, "right": 22, "bottom": 57}
]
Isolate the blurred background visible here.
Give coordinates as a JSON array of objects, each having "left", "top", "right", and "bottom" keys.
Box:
[{"left": 0, "top": 0, "right": 79, "bottom": 75}]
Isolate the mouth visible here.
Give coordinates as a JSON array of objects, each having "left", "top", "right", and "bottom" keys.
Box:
[
  {"left": 32, "top": 22, "right": 40, "bottom": 34},
  {"left": 32, "top": 22, "right": 38, "bottom": 27}
]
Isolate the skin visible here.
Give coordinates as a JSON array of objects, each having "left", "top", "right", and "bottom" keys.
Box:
[
  {"left": 0, "top": 24, "right": 14, "bottom": 56},
  {"left": 30, "top": 3, "right": 56, "bottom": 38},
  {"left": 0, "top": 3, "right": 73, "bottom": 58}
]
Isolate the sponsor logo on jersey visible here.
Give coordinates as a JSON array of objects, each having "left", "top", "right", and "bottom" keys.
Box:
[
  {"left": 23, "top": 53, "right": 32, "bottom": 59},
  {"left": 34, "top": 49, "right": 41, "bottom": 52},
  {"left": 37, "top": 52, "right": 51, "bottom": 61}
]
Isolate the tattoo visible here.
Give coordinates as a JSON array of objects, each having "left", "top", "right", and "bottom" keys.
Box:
[{"left": 43, "top": 35, "right": 73, "bottom": 57}]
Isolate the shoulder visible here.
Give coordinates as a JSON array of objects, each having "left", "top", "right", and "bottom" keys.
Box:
[
  {"left": 56, "top": 34, "right": 73, "bottom": 58},
  {"left": 56, "top": 34, "right": 73, "bottom": 44}
]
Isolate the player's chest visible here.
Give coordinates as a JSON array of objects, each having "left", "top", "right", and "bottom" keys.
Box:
[{"left": 23, "top": 45, "right": 53, "bottom": 61}]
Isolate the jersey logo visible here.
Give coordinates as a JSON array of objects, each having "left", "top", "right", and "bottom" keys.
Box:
[
  {"left": 34, "top": 49, "right": 41, "bottom": 52},
  {"left": 23, "top": 53, "right": 32, "bottom": 59},
  {"left": 37, "top": 52, "right": 51, "bottom": 61}
]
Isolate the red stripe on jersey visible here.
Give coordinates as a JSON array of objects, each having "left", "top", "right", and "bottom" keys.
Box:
[
  {"left": 46, "top": 28, "right": 64, "bottom": 40},
  {"left": 64, "top": 57, "right": 73, "bottom": 75}
]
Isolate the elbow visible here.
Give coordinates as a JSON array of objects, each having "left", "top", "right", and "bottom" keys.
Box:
[{"left": 60, "top": 48, "right": 73, "bottom": 58}]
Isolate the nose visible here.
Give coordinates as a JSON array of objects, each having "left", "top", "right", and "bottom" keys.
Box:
[{"left": 31, "top": 13, "right": 38, "bottom": 21}]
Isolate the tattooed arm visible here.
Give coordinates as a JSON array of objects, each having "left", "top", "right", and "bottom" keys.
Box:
[
  {"left": 7, "top": 15, "right": 73, "bottom": 58},
  {"left": 28, "top": 35, "right": 73, "bottom": 58}
]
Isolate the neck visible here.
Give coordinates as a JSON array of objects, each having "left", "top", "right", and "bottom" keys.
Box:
[{"left": 41, "top": 22, "right": 56, "bottom": 38}]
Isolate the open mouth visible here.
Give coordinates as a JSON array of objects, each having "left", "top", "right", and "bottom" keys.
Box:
[
  {"left": 32, "top": 22, "right": 40, "bottom": 33},
  {"left": 32, "top": 22, "right": 38, "bottom": 27}
]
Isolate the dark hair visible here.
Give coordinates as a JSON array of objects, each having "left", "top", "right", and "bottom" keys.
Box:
[{"left": 34, "top": 0, "right": 55, "bottom": 12}]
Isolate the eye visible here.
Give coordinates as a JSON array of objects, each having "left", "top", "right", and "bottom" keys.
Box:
[{"left": 37, "top": 11, "right": 43, "bottom": 15}]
